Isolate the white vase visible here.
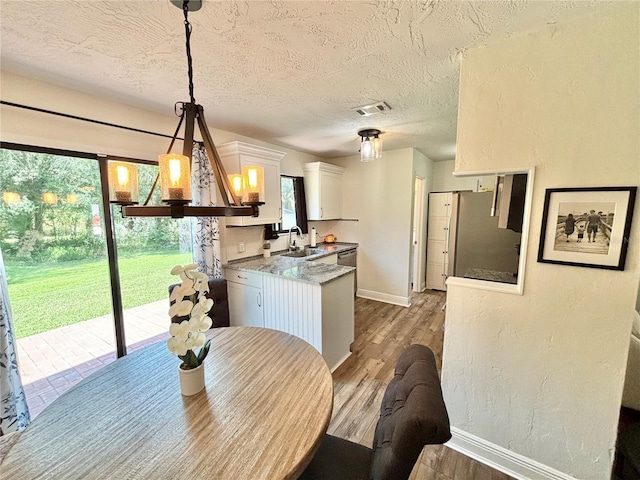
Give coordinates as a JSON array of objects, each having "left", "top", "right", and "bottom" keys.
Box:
[{"left": 178, "top": 363, "right": 205, "bottom": 396}]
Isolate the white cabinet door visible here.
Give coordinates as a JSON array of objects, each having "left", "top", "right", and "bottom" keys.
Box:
[
  {"left": 218, "top": 142, "right": 285, "bottom": 226},
  {"left": 239, "top": 154, "right": 281, "bottom": 225},
  {"left": 428, "top": 216, "right": 450, "bottom": 241},
  {"left": 303, "top": 162, "right": 345, "bottom": 221},
  {"left": 319, "top": 171, "right": 342, "bottom": 220},
  {"left": 426, "top": 239, "right": 447, "bottom": 290},
  {"left": 227, "top": 281, "right": 263, "bottom": 327},
  {"left": 426, "top": 261, "right": 447, "bottom": 290},
  {"left": 429, "top": 192, "right": 452, "bottom": 218}
]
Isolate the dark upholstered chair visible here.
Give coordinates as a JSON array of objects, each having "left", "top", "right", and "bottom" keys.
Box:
[
  {"left": 617, "top": 416, "right": 640, "bottom": 479},
  {"left": 300, "top": 344, "right": 451, "bottom": 480},
  {"left": 168, "top": 278, "right": 230, "bottom": 328}
]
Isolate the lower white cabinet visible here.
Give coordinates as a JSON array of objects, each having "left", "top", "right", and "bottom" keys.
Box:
[
  {"left": 225, "top": 266, "right": 355, "bottom": 371},
  {"left": 226, "top": 269, "right": 263, "bottom": 327},
  {"left": 262, "top": 273, "right": 354, "bottom": 372}
]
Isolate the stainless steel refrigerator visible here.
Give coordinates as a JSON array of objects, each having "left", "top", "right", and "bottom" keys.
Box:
[{"left": 447, "top": 191, "right": 521, "bottom": 283}]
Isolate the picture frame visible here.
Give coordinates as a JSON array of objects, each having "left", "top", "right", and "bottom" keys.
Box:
[{"left": 537, "top": 186, "right": 637, "bottom": 270}]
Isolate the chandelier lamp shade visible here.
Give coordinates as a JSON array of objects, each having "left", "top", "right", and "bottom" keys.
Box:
[
  {"left": 107, "top": 0, "right": 263, "bottom": 219},
  {"left": 108, "top": 161, "right": 139, "bottom": 205},
  {"left": 358, "top": 129, "right": 383, "bottom": 162}
]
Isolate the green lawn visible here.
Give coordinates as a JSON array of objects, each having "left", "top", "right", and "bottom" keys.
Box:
[{"left": 6, "top": 251, "right": 193, "bottom": 339}]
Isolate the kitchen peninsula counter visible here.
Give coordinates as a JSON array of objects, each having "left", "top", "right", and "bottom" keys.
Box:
[
  {"left": 225, "top": 242, "right": 357, "bottom": 285},
  {"left": 224, "top": 243, "right": 357, "bottom": 371}
]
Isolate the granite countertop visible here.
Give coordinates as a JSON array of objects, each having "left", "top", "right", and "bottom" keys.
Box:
[
  {"left": 225, "top": 242, "right": 358, "bottom": 285},
  {"left": 463, "top": 267, "right": 518, "bottom": 285}
]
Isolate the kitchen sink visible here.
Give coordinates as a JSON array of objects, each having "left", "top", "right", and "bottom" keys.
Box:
[{"left": 280, "top": 248, "right": 323, "bottom": 258}]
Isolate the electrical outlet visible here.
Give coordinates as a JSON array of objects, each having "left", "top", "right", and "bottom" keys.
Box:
[{"left": 238, "top": 242, "right": 245, "bottom": 253}]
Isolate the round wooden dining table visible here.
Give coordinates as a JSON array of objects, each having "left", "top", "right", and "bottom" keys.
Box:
[{"left": 1, "top": 327, "right": 334, "bottom": 479}]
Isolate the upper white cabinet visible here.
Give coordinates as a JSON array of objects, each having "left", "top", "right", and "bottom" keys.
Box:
[
  {"left": 303, "top": 162, "right": 345, "bottom": 220},
  {"left": 218, "top": 142, "right": 286, "bottom": 226}
]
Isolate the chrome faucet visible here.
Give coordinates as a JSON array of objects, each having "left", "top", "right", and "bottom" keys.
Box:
[{"left": 288, "top": 226, "right": 302, "bottom": 251}]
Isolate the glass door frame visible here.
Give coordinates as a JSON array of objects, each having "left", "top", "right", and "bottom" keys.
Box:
[{"left": 1, "top": 141, "right": 158, "bottom": 358}]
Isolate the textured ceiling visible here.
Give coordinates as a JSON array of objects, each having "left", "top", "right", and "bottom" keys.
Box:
[{"left": 0, "top": 0, "right": 611, "bottom": 160}]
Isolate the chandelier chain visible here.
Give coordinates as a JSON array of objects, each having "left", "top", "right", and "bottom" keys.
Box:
[{"left": 183, "top": 1, "right": 196, "bottom": 104}]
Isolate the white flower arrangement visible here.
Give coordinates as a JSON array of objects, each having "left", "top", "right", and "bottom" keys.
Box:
[{"left": 167, "top": 264, "right": 213, "bottom": 369}]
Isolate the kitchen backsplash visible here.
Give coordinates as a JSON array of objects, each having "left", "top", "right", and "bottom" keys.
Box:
[{"left": 223, "top": 219, "right": 359, "bottom": 263}]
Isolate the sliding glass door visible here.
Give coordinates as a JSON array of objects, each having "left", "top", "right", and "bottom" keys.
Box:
[
  {"left": 1, "top": 146, "right": 200, "bottom": 417},
  {"left": 0, "top": 148, "right": 114, "bottom": 418}
]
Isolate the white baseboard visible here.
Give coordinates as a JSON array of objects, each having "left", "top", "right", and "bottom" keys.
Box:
[
  {"left": 329, "top": 352, "right": 351, "bottom": 373},
  {"left": 356, "top": 289, "right": 411, "bottom": 307},
  {"left": 412, "top": 283, "right": 427, "bottom": 293},
  {"left": 447, "top": 427, "right": 578, "bottom": 480}
]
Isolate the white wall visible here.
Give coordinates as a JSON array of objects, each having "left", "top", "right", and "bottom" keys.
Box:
[
  {"left": 431, "top": 159, "right": 493, "bottom": 193},
  {"left": 1, "top": 72, "right": 177, "bottom": 160},
  {"left": 331, "top": 149, "right": 415, "bottom": 306},
  {"left": 0, "top": 71, "right": 323, "bottom": 263},
  {"left": 442, "top": 6, "right": 640, "bottom": 480},
  {"left": 1, "top": 72, "right": 321, "bottom": 168},
  {"left": 412, "top": 150, "right": 434, "bottom": 292}
]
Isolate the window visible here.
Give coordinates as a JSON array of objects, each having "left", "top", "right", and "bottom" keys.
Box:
[{"left": 275, "top": 176, "right": 308, "bottom": 233}]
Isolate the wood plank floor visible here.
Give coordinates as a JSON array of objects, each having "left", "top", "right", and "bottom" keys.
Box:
[{"left": 327, "top": 290, "right": 514, "bottom": 480}]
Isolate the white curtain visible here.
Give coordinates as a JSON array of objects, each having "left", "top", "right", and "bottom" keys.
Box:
[
  {"left": 0, "top": 247, "right": 30, "bottom": 435},
  {"left": 190, "top": 145, "right": 222, "bottom": 278}
]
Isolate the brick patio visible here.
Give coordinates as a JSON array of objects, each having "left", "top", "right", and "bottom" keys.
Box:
[{"left": 16, "top": 299, "right": 170, "bottom": 419}]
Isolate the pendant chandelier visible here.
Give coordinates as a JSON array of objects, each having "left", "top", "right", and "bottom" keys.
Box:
[
  {"left": 108, "top": 0, "right": 263, "bottom": 218},
  {"left": 358, "top": 129, "right": 382, "bottom": 162}
]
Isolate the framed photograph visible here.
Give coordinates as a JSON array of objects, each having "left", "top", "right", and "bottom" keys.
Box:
[{"left": 538, "top": 186, "right": 637, "bottom": 270}]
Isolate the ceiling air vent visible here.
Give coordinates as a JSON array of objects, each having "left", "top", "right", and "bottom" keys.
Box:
[{"left": 352, "top": 101, "right": 391, "bottom": 117}]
